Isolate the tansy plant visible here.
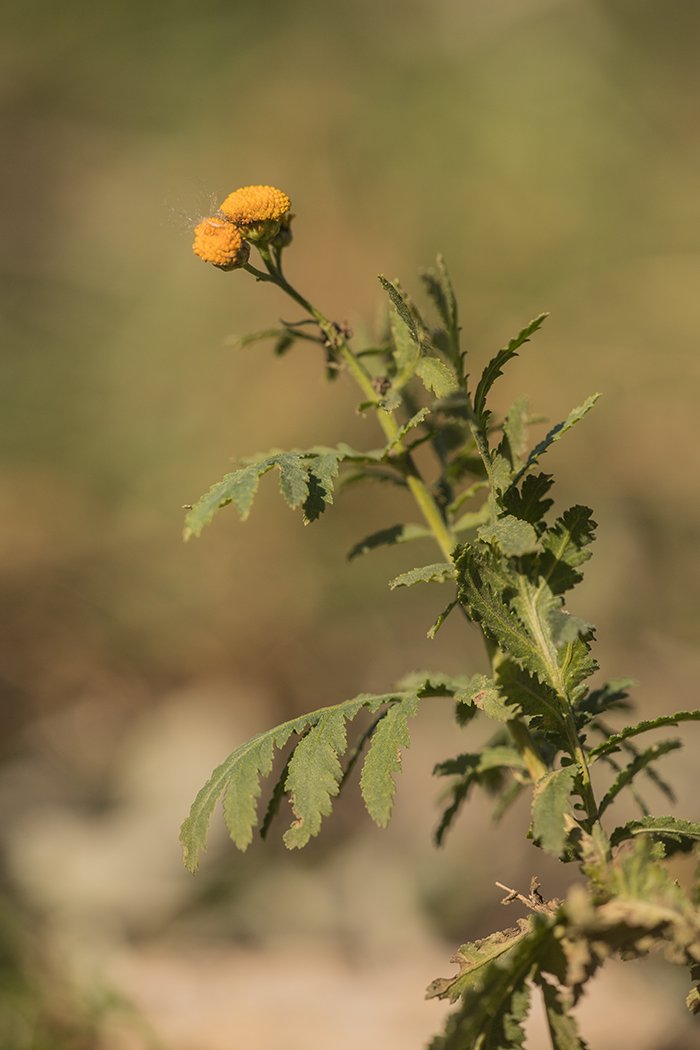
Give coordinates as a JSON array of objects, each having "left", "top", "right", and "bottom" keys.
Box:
[{"left": 182, "top": 185, "right": 700, "bottom": 1049}]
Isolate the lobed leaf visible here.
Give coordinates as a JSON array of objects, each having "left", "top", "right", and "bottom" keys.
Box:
[
  {"left": 531, "top": 767, "right": 576, "bottom": 858},
  {"left": 588, "top": 709, "right": 700, "bottom": 760},
  {"left": 513, "top": 394, "right": 600, "bottom": 485},
  {"left": 428, "top": 915, "right": 556, "bottom": 1050},
  {"left": 472, "top": 315, "right": 548, "bottom": 433},
  {"left": 416, "top": 356, "right": 458, "bottom": 398},
  {"left": 499, "top": 394, "right": 530, "bottom": 470},
  {"left": 282, "top": 709, "right": 351, "bottom": 848},
  {"left": 478, "top": 514, "right": 541, "bottom": 556},
  {"left": 610, "top": 816, "right": 700, "bottom": 855},
  {"left": 598, "top": 739, "right": 682, "bottom": 816},
  {"left": 181, "top": 693, "right": 392, "bottom": 870},
  {"left": 379, "top": 275, "right": 420, "bottom": 345},
  {"left": 419, "top": 254, "right": 460, "bottom": 361},
  {"left": 389, "top": 563, "right": 455, "bottom": 589},
  {"left": 540, "top": 506, "right": 597, "bottom": 594},
  {"left": 360, "top": 691, "right": 420, "bottom": 825}
]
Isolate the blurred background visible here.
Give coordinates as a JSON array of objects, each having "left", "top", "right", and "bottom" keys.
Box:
[{"left": 2, "top": 0, "right": 700, "bottom": 1047}]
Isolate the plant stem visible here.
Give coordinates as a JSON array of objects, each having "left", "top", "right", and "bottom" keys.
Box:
[{"left": 250, "top": 248, "right": 456, "bottom": 563}]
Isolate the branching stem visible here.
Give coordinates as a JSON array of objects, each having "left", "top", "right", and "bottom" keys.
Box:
[{"left": 251, "top": 246, "right": 456, "bottom": 563}]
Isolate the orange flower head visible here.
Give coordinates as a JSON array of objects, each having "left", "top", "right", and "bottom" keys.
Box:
[
  {"left": 192, "top": 217, "right": 250, "bottom": 270},
  {"left": 219, "top": 185, "right": 291, "bottom": 242}
]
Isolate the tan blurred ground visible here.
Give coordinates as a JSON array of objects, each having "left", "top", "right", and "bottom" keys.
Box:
[{"left": 2, "top": 0, "right": 700, "bottom": 1046}]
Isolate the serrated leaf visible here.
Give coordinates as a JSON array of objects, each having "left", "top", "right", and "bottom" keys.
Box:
[
  {"left": 540, "top": 506, "right": 597, "bottom": 594},
  {"left": 473, "top": 315, "right": 547, "bottom": 433},
  {"left": 386, "top": 407, "right": 430, "bottom": 453},
  {"left": 598, "top": 739, "right": 682, "bottom": 816},
  {"left": 347, "top": 522, "right": 432, "bottom": 561},
  {"left": 378, "top": 275, "right": 420, "bottom": 344},
  {"left": 514, "top": 394, "right": 600, "bottom": 484},
  {"left": 184, "top": 459, "right": 277, "bottom": 537},
  {"left": 500, "top": 394, "right": 530, "bottom": 469},
  {"left": 466, "top": 672, "right": 521, "bottom": 722},
  {"left": 456, "top": 547, "right": 554, "bottom": 688},
  {"left": 531, "top": 768, "right": 577, "bottom": 857},
  {"left": 181, "top": 692, "right": 395, "bottom": 870},
  {"left": 549, "top": 609, "right": 594, "bottom": 646},
  {"left": 419, "top": 254, "right": 459, "bottom": 361},
  {"left": 502, "top": 472, "right": 554, "bottom": 526},
  {"left": 282, "top": 709, "right": 349, "bottom": 848},
  {"left": 478, "top": 515, "right": 541, "bottom": 556},
  {"left": 610, "top": 816, "right": 700, "bottom": 855},
  {"left": 416, "top": 356, "right": 458, "bottom": 398},
  {"left": 426, "top": 926, "right": 528, "bottom": 1003},
  {"left": 588, "top": 709, "right": 700, "bottom": 759},
  {"left": 277, "top": 453, "right": 310, "bottom": 508},
  {"left": 428, "top": 916, "right": 556, "bottom": 1050},
  {"left": 427, "top": 600, "right": 459, "bottom": 639},
  {"left": 185, "top": 445, "right": 377, "bottom": 538},
  {"left": 536, "top": 975, "right": 589, "bottom": 1050},
  {"left": 389, "top": 303, "right": 420, "bottom": 386},
  {"left": 360, "top": 692, "right": 419, "bottom": 825},
  {"left": 389, "top": 563, "right": 455, "bottom": 589}
]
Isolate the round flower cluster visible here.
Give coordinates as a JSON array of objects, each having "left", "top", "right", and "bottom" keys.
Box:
[
  {"left": 192, "top": 218, "right": 250, "bottom": 270},
  {"left": 192, "top": 185, "right": 292, "bottom": 269}
]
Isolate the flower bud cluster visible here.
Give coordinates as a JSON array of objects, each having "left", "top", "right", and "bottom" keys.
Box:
[{"left": 193, "top": 185, "right": 292, "bottom": 269}]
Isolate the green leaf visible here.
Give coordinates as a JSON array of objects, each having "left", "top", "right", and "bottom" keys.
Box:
[
  {"left": 540, "top": 506, "right": 597, "bottom": 594},
  {"left": 416, "top": 356, "right": 458, "bottom": 397},
  {"left": 473, "top": 315, "right": 547, "bottom": 433},
  {"left": 181, "top": 692, "right": 394, "bottom": 870},
  {"left": 536, "top": 975, "right": 589, "bottom": 1050},
  {"left": 389, "top": 304, "right": 420, "bottom": 387},
  {"left": 548, "top": 609, "right": 594, "bottom": 646},
  {"left": 588, "top": 709, "right": 700, "bottom": 759},
  {"left": 282, "top": 709, "right": 350, "bottom": 848},
  {"left": 465, "top": 672, "right": 521, "bottom": 722},
  {"left": 502, "top": 473, "right": 554, "bottom": 526},
  {"left": 514, "top": 394, "right": 600, "bottom": 484},
  {"left": 426, "top": 925, "right": 528, "bottom": 1004},
  {"left": 428, "top": 916, "right": 557, "bottom": 1050},
  {"left": 277, "top": 453, "right": 310, "bottom": 508},
  {"left": 347, "top": 522, "right": 432, "bottom": 561},
  {"left": 478, "top": 515, "right": 541, "bottom": 556},
  {"left": 386, "top": 407, "right": 430, "bottom": 453},
  {"left": 185, "top": 445, "right": 377, "bottom": 538},
  {"left": 531, "top": 767, "right": 576, "bottom": 857},
  {"left": 360, "top": 691, "right": 420, "bottom": 825},
  {"left": 427, "top": 600, "right": 459, "bottom": 639},
  {"left": 499, "top": 394, "right": 530, "bottom": 469},
  {"left": 389, "top": 563, "right": 455, "bottom": 589},
  {"left": 379, "top": 275, "right": 420, "bottom": 345},
  {"left": 598, "top": 739, "right": 682, "bottom": 816},
  {"left": 610, "top": 816, "right": 700, "bottom": 856},
  {"left": 184, "top": 459, "right": 277, "bottom": 537},
  {"left": 419, "top": 254, "right": 460, "bottom": 359}
]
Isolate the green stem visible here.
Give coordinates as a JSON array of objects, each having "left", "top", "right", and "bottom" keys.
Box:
[{"left": 251, "top": 247, "right": 456, "bottom": 563}]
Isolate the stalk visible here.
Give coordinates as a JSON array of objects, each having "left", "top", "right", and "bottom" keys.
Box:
[{"left": 248, "top": 248, "right": 456, "bottom": 564}]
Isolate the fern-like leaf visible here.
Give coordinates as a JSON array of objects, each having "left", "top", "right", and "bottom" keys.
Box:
[
  {"left": 360, "top": 691, "right": 420, "bottom": 825},
  {"left": 598, "top": 739, "right": 682, "bottom": 816},
  {"left": 588, "top": 709, "right": 700, "bottom": 760},
  {"left": 610, "top": 816, "right": 700, "bottom": 856}
]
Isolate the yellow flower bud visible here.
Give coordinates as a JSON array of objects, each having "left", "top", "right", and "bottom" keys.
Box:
[
  {"left": 219, "top": 185, "right": 291, "bottom": 243},
  {"left": 192, "top": 218, "right": 250, "bottom": 270}
]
